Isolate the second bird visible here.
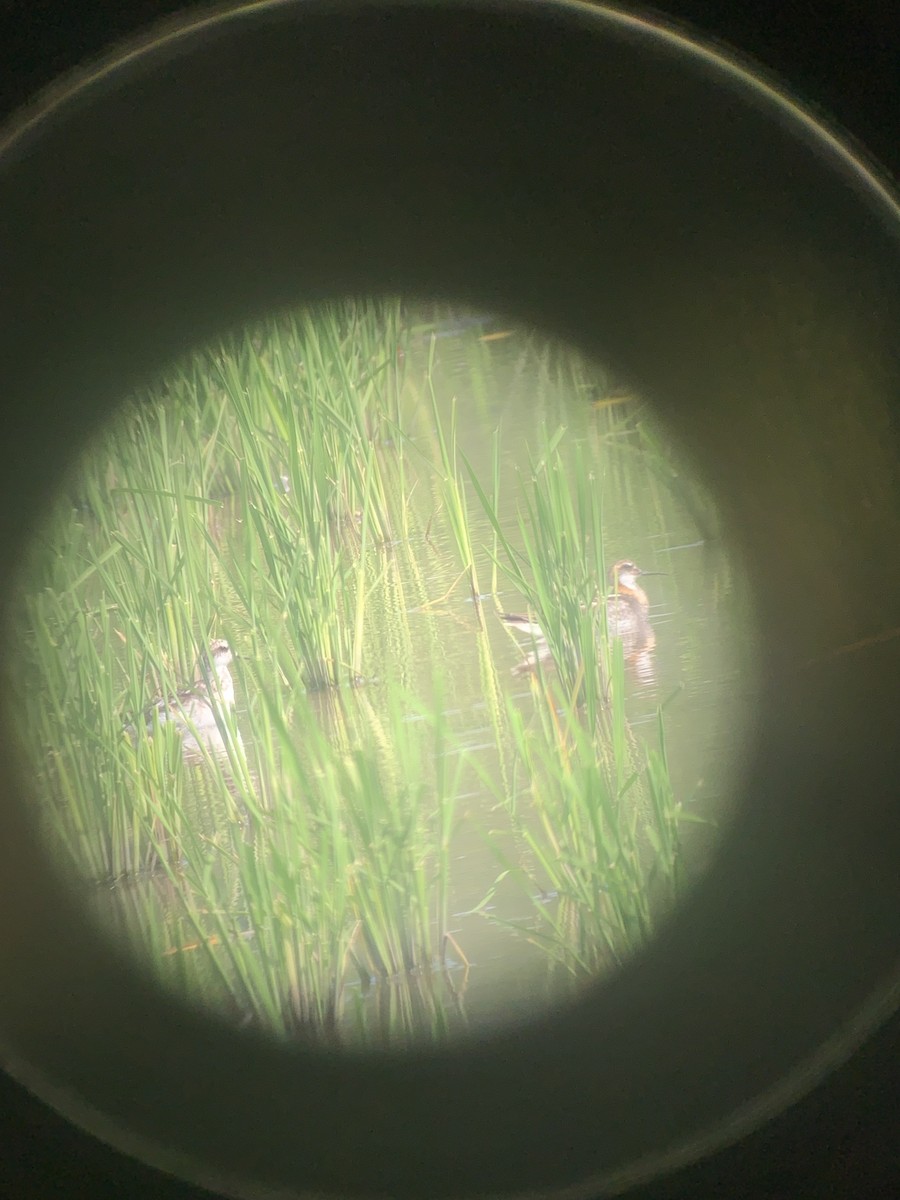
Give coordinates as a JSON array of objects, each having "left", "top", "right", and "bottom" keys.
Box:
[{"left": 500, "top": 559, "right": 661, "bottom": 675}]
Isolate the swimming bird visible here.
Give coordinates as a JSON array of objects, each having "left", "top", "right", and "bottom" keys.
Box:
[
  {"left": 500, "top": 560, "right": 661, "bottom": 673},
  {"left": 127, "top": 639, "right": 236, "bottom": 741}
]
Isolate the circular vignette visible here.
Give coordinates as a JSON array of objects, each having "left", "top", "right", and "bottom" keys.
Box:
[{"left": 1, "top": 3, "right": 900, "bottom": 1200}]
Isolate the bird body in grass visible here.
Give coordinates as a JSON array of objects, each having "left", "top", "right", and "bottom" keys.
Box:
[
  {"left": 125, "top": 640, "right": 236, "bottom": 743},
  {"left": 500, "top": 560, "right": 659, "bottom": 675}
]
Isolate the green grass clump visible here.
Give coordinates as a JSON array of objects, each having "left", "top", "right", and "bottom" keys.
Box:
[{"left": 473, "top": 663, "right": 683, "bottom": 983}]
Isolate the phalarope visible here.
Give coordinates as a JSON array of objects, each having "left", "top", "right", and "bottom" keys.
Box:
[
  {"left": 129, "top": 640, "right": 236, "bottom": 739},
  {"left": 500, "top": 560, "right": 661, "bottom": 671}
]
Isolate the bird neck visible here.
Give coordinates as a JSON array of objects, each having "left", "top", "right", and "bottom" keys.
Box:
[{"left": 613, "top": 580, "right": 649, "bottom": 611}]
